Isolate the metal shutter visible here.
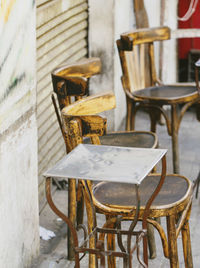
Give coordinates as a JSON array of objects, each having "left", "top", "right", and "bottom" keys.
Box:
[{"left": 36, "top": 0, "right": 88, "bottom": 208}]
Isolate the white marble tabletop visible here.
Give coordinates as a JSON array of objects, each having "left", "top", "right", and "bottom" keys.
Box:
[{"left": 43, "top": 144, "right": 167, "bottom": 185}]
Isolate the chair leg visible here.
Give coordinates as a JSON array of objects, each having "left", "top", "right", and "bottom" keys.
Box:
[
  {"left": 149, "top": 109, "right": 157, "bottom": 133},
  {"left": 195, "top": 101, "right": 200, "bottom": 121},
  {"left": 171, "top": 104, "right": 180, "bottom": 174},
  {"left": 171, "top": 130, "right": 179, "bottom": 174},
  {"left": 149, "top": 105, "right": 165, "bottom": 133},
  {"left": 126, "top": 98, "right": 133, "bottom": 131},
  {"left": 131, "top": 102, "right": 136, "bottom": 131},
  {"left": 76, "top": 180, "right": 84, "bottom": 226},
  {"left": 147, "top": 222, "right": 157, "bottom": 259},
  {"left": 195, "top": 170, "right": 200, "bottom": 198},
  {"left": 181, "top": 217, "right": 193, "bottom": 267},
  {"left": 167, "top": 215, "right": 179, "bottom": 268},
  {"left": 106, "top": 215, "right": 116, "bottom": 268}
]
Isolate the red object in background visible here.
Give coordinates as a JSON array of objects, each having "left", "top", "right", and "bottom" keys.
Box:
[{"left": 178, "top": 0, "right": 200, "bottom": 59}]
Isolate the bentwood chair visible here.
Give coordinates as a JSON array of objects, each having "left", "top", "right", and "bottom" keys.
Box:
[
  {"left": 58, "top": 92, "right": 194, "bottom": 268},
  {"left": 51, "top": 57, "right": 157, "bottom": 153},
  {"left": 51, "top": 57, "right": 158, "bottom": 259},
  {"left": 117, "top": 26, "right": 200, "bottom": 174}
]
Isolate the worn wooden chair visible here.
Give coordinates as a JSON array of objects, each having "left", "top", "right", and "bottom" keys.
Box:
[
  {"left": 117, "top": 26, "right": 200, "bottom": 174},
  {"left": 51, "top": 57, "right": 157, "bottom": 153},
  {"left": 51, "top": 57, "right": 159, "bottom": 259},
  {"left": 58, "top": 92, "right": 194, "bottom": 268}
]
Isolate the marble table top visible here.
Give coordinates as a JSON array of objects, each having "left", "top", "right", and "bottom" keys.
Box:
[{"left": 43, "top": 144, "right": 167, "bottom": 185}]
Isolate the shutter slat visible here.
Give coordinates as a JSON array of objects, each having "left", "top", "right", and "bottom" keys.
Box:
[
  {"left": 38, "top": 106, "right": 55, "bottom": 132},
  {"left": 38, "top": 133, "right": 64, "bottom": 164},
  {"left": 37, "top": 47, "right": 87, "bottom": 84},
  {"left": 37, "top": 0, "right": 86, "bottom": 27},
  {"left": 37, "top": 0, "right": 53, "bottom": 8},
  {"left": 37, "top": 42, "right": 87, "bottom": 81},
  {"left": 38, "top": 137, "right": 65, "bottom": 171},
  {"left": 37, "top": 29, "right": 87, "bottom": 69},
  {"left": 38, "top": 123, "right": 61, "bottom": 152},
  {"left": 37, "top": 12, "right": 87, "bottom": 49},
  {"left": 36, "top": 0, "right": 88, "bottom": 204},
  {"left": 37, "top": 2, "right": 87, "bottom": 38},
  {"left": 38, "top": 143, "right": 65, "bottom": 183}
]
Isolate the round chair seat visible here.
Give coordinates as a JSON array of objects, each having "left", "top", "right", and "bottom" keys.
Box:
[
  {"left": 84, "top": 131, "right": 157, "bottom": 149},
  {"left": 133, "top": 85, "right": 199, "bottom": 104},
  {"left": 93, "top": 174, "right": 193, "bottom": 217}
]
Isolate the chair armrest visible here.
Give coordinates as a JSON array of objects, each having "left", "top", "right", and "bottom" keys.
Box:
[{"left": 195, "top": 58, "right": 200, "bottom": 95}]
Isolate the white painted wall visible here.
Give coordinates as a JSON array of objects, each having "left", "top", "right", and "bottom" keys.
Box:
[
  {"left": 162, "top": 0, "right": 178, "bottom": 83},
  {"left": 0, "top": 115, "right": 39, "bottom": 268},
  {"left": 144, "top": 0, "right": 178, "bottom": 83},
  {"left": 114, "top": 0, "right": 135, "bottom": 130},
  {"left": 144, "top": 0, "right": 161, "bottom": 73},
  {"left": 144, "top": 0, "right": 161, "bottom": 27},
  {"left": 88, "top": 0, "right": 115, "bottom": 130},
  {"left": 88, "top": 0, "right": 134, "bottom": 130},
  {"left": 0, "top": 0, "right": 39, "bottom": 267}
]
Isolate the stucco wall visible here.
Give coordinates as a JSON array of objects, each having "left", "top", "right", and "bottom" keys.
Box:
[
  {"left": 88, "top": 0, "right": 115, "bottom": 131},
  {"left": 88, "top": 0, "right": 134, "bottom": 131},
  {"left": 144, "top": 0, "right": 177, "bottom": 83},
  {"left": 0, "top": 0, "right": 39, "bottom": 267},
  {"left": 161, "top": 0, "right": 178, "bottom": 83},
  {"left": 114, "top": 0, "right": 135, "bottom": 130}
]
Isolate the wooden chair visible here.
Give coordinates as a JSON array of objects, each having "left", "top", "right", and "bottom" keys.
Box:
[
  {"left": 51, "top": 57, "right": 157, "bottom": 152},
  {"left": 117, "top": 26, "right": 200, "bottom": 174},
  {"left": 51, "top": 57, "right": 159, "bottom": 259},
  {"left": 59, "top": 92, "right": 194, "bottom": 268}
]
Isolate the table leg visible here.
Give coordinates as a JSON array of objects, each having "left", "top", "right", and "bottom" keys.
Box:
[
  {"left": 45, "top": 177, "right": 80, "bottom": 266},
  {"left": 142, "top": 155, "right": 166, "bottom": 266}
]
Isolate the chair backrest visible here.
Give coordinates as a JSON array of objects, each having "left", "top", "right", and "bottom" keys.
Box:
[
  {"left": 117, "top": 26, "right": 171, "bottom": 93},
  {"left": 51, "top": 57, "right": 102, "bottom": 110},
  {"left": 62, "top": 92, "right": 116, "bottom": 246},
  {"left": 61, "top": 92, "right": 116, "bottom": 152}
]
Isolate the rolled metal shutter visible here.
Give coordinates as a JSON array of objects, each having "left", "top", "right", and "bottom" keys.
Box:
[{"left": 36, "top": 0, "right": 88, "bottom": 208}]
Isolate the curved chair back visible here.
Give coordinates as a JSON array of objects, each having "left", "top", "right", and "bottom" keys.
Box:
[
  {"left": 62, "top": 92, "right": 116, "bottom": 152},
  {"left": 117, "top": 26, "right": 170, "bottom": 92},
  {"left": 51, "top": 57, "right": 102, "bottom": 110}
]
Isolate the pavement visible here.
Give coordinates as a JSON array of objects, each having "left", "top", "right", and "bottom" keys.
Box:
[{"left": 32, "top": 107, "right": 200, "bottom": 267}]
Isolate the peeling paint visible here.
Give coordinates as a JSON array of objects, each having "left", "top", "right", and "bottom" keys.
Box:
[
  {"left": 0, "top": 72, "right": 26, "bottom": 104},
  {"left": 0, "top": 0, "right": 36, "bottom": 133},
  {"left": 0, "top": 0, "right": 16, "bottom": 22}
]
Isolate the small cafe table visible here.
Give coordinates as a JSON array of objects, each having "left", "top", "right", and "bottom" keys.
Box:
[{"left": 43, "top": 144, "right": 167, "bottom": 267}]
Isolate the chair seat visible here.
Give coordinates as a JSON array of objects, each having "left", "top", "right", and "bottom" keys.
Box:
[
  {"left": 84, "top": 131, "right": 157, "bottom": 148},
  {"left": 93, "top": 174, "right": 193, "bottom": 217},
  {"left": 133, "top": 85, "right": 199, "bottom": 104}
]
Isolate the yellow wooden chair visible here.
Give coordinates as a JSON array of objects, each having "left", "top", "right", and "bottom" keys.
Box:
[
  {"left": 117, "top": 26, "right": 200, "bottom": 174},
  {"left": 51, "top": 58, "right": 159, "bottom": 259},
  {"left": 51, "top": 57, "right": 157, "bottom": 153},
  {"left": 55, "top": 92, "right": 193, "bottom": 268}
]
